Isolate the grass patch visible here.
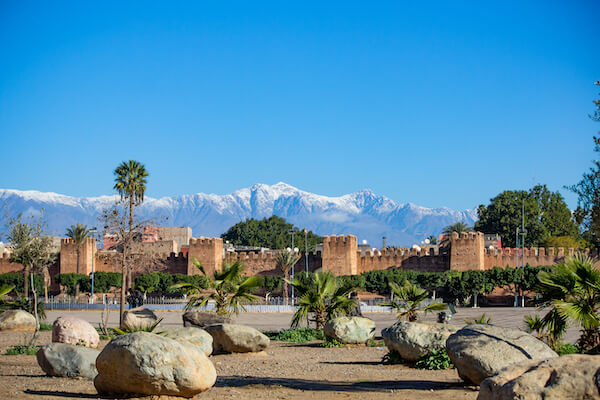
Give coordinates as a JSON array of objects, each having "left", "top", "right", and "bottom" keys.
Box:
[
  {"left": 321, "top": 338, "right": 344, "bottom": 348},
  {"left": 263, "top": 328, "right": 325, "bottom": 343},
  {"left": 415, "top": 348, "right": 454, "bottom": 370},
  {"left": 5, "top": 345, "right": 40, "bottom": 355},
  {"left": 39, "top": 323, "right": 52, "bottom": 331},
  {"left": 366, "top": 338, "right": 384, "bottom": 347}
]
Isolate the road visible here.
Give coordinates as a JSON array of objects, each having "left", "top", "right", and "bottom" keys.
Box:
[{"left": 45, "top": 306, "right": 580, "bottom": 342}]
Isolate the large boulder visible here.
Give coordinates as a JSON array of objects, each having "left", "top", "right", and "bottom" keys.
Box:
[
  {"left": 52, "top": 316, "right": 99, "bottom": 348},
  {"left": 94, "top": 332, "right": 216, "bottom": 397},
  {"left": 324, "top": 316, "right": 376, "bottom": 344},
  {"left": 0, "top": 309, "right": 36, "bottom": 332},
  {"left": 161, "top": 326, "right": 213, "bottom": 356},
  {"left": 205, "top": 323, "right": 269, "bottom": 354},
  {"left": 382, "top": 321, "right": 458, "bottom": 362},
  {"left": 183, "top": 311, "right": 230, "bottom": 328},
  {"left": 121, "top": 307, "right": 158, "bottom": 330},
  {"left": 478, "top": 354, "right": 600, "bottom": 400},
  {"left": 446, "top": 324, "right": 558, "bottom": 385},
  {"left": 37, "top": 343, "right": 100, "bottom": 379}
]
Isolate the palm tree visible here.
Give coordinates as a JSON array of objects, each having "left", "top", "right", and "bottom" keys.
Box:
[
  {"left": 381, "top": 281, "right": 446, "bottom": 322},
  {"left": 275, "top": 250, "right": 301, "bottom": 305},
  {"left": 537, "top": 254, "right": 600, "bottom": 352},
  {"left": 287, "top": 271, "right": 356, "bottom": 330},
  {"left": 172, "top": 259, "right": 261, "bottom": 316},
  {"left": 113, "top": 160, "right": 148, "bottom": 326},
  {"left": 65, "top": 224, "right": 92, "bottom": 275},
  {"left": 442, "top": 222, "right": 473, "bottom": 235}
]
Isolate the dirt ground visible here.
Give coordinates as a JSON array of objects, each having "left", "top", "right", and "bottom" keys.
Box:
[{"left": 0, "top": 330, "right": 479, "bottom": 400}]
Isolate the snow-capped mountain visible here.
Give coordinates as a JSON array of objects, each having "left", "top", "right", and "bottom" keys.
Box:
[{"left": 0, "top": 183, "right": 478, "bottom": 247}]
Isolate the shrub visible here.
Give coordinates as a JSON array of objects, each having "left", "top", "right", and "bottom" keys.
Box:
[
  {"left": 465, "top": 313, "right": 492, "bottom": 325},
  {"left": 415, "top": 348, "right": 454, "bottom": 370},
  {"left": 382, "top": 349, "right": 405, "bottom": 364},
  {"left": 366, "top": 338, "right": 384, "bottom": 347},
  {"left": 39, "top": 323, "right": 52, "bottom": 331},
  {"left": 5, "top": 345, "right": 40, "bottom": 355},
  {"left": 113, "top": 318, "right": 163, "bottom": 335},
  {"left": 556, "top": 343, "right": 581, "bottom": 356},
  {"left": 321, "top": 338, "right": 344, "bottom": 348},
  {"left": 264, "top": 328, "right": 324, "bottom": 343}
]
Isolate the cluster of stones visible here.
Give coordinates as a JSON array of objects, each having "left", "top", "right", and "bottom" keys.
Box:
[
  {"left": 0, "top": 307, "right": 272, "bottom": 398},
  {"left": 381, "top": 319, "right": 600, "bottom": 399}
]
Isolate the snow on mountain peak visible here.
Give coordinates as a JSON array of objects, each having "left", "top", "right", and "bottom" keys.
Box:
[{"left": 0, "top": 183, "right": 477, "bottom": 246}]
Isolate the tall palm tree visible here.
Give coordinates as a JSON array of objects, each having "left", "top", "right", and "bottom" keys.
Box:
[
  {"left": 172, "top": 259, "right": 261, "bottom": 316},
  {"left": 537, "top": 254, "right": 600, "bottom": 352},
  {"left": 381, "top": 281, "right": 446, "bottom": 321},
  {"left": 288, "top": 271, "right": 356, "bottom": 330},
  {"left": 443, "top": 222, "right": 473, "bottom": 235},
  {"left": 65, "top": 224, "right": 92, "bottom": 275},
  {"left": 113, "top": 160, "right": 148, "bottom": 326},
  {"left": 275, "top": 250, "right": 301, "bottom": 305}
]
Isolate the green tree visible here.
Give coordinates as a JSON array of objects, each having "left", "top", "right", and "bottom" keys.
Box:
[
  {"left": 382, "top": 281, "right": 446, "bottom": 321},
  {"left": 426, "top": 235, "right": 438, "bottom": 245},
  {"left": 288, "top": 271, "right": 356, "bottom": 330},
  {"left": 5, "top": 212, "right": 56, "bottom": 343},
  {"left": 537, "top": 255, "right": 600, "bottom": 352},
  {"left": 475, "top": 185, "right": 577, "bottom": 247},
  {"left": 442, "top": 222, "right": 473, "bottom": 235},
  {"left": 113, "top": 159, "right": 149, "bottom": 326},
  {"left": 221, "top": 216, "right": 321, "bottom": 250},
  {"left": 172, "top": 259, "right": 260, "bottom": 316},
  {"left": 65, "top": 224, "right": 92, "bottom": 275},
  {"left": 275, "top": 250, "right": 301, "bottom": 305}
]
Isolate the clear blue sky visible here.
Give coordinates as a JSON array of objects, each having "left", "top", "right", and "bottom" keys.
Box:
[{"left": 1, "top": 1, "right": 598, "bottom": 210}]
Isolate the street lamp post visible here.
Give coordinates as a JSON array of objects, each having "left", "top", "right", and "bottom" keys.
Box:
[
  {"left": 89, "top": 227, "right": 98, "bottom": 304},
  {"left": 304, "top": 229, "right": 308, "bottom": 277},
  {"left": 288, "top": 228, "right": 298, "bottom": 302}
]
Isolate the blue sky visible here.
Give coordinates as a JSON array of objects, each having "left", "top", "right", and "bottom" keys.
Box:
[{"left": 0, "top": 1, "right": 598, "bottom": 210}]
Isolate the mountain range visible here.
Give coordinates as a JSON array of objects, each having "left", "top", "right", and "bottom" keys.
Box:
[{"left": 0, "top": 182, "right": 478, "bottom": 247}]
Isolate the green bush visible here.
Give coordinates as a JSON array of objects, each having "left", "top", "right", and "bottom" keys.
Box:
[
  {"left": 5, "top": 345, "right": 40, "bottom": 355},
  {"left": 264, "top": 328, "right": 325, "bottom": 343},
  {"left": 91, "top": 272, "right": 121, "bottom": 292},
  {"left": 321, "top": 338, "right": 344, "bottom": 348},
  {"left": 39, "top": 323, "right": 52, "bottom": 331},
  {"left": 262, "top": 275, "right": 283, "bottom": 294},
  {"left": 55, "top": 273, "right": 88, "bottom": 295},
  {"left": 366, "top": 338, "right": 384, "bottom": 347},
  {"left": 415, "top": 348, "right": 454, "bottom": 370},
  {"left": 556, "top": 343, "right": 581, "bottom": 356},
  {"left": 0, "top": 273, "right": 44, "bottom": 294}
]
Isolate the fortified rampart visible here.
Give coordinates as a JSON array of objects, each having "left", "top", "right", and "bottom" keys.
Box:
[
  {"left": 188, "top": 237, "right": 223, "bottom": 276},
  {"left": 3, "top": 230, "right": 597, "bottom": 297}
]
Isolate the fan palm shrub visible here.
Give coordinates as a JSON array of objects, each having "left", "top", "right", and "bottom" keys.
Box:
[
  {"left": 172, "top": 259, "right": 260, "bottom": 316},
  {"left": 287, "top": 271, "right": 356, "bottom": 330},
  {"left": 381, "top": 281, "right": 446, "bottom": 322},
  {"left": 537, "top": 254, "right": 600, "bottom": 352},
  {"left": 275, "top": 250, "right": 301, "bottom": 305}
]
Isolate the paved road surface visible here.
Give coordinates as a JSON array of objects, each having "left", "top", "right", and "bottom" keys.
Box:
[{"left": 45, "top": 307, "right": 580, "bottom": 342}]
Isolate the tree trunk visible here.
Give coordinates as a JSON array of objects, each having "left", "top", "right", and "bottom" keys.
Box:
[
  {"left": 315, "top": 311, "right": 326, "bottom": 330},
  {"left": 283, "top": 274, "right": 289, "bottom": 306},
  {"left": 119, "top": 255, "right": 126, "bottom": 328},
  {"left": 29, "top": 272, "right": 39, "bottom": 347},
  {"left": 76, "top": 246, "right": 80, "bottom": 274},
  {"left": 24, "top": 267, "right": 29, "bottom": 298}
]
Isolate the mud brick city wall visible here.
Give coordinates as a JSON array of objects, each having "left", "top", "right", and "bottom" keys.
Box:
[
  {"left": 224, "top": 250, "right": 322, "bottom": 276},
  {"left": 357, "top": 247, "right": 449, "bottom": 273},
  {"left": 322, "top": 235, "right": 358, "bottom": 275},
  {"left": 0, "top": 253, "right": 23, "bottom": 274},
  {"left": 60, "top": 237, "right": 96, "bottom": 275},
  {"left": 188, "top": 237, "right": 223, "bottom": 276}
]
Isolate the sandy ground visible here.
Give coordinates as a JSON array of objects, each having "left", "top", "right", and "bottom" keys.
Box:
[
  {"left": 0, "top": 308, "right": 580, "bottom": 399},
  {"left": 0, "top": 331, "right": 478, "bottom": 400}
]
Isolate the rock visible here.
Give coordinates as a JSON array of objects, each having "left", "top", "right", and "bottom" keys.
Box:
[
  {"left": 182, "top": 311, "right": 230, "bottom": 328},
  {"left": 205, "top": 323, "right": 269, "bottom": 353},
  {"left": 94, "top": 332, "right": 216, "bottom": 397},
  {"left": 324, "top": 316, "right": 376, "bottom": 344},
  {"left": 122, "top": 307, "right": 158, "bottom": 330},
  {"left": 446, "top": 324, "right": 558, "bottom": 385},
  {"left": 161, "top": 326, "right": 213, "bottom": 356},
  {"left": 382, "top": 321, "right": 458, "bottom": 361},
  {"left": 36, "top": 343, "right": 100, "bottom": 379},
  {"left": 0, "top": 309, "right": 36, "bottom": 332},
  {"left": 478, "top": 354, "right": 600, "bottom": 400},
  {"left": 52, "top": 316, "right": 100, "bottom": 348}
]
